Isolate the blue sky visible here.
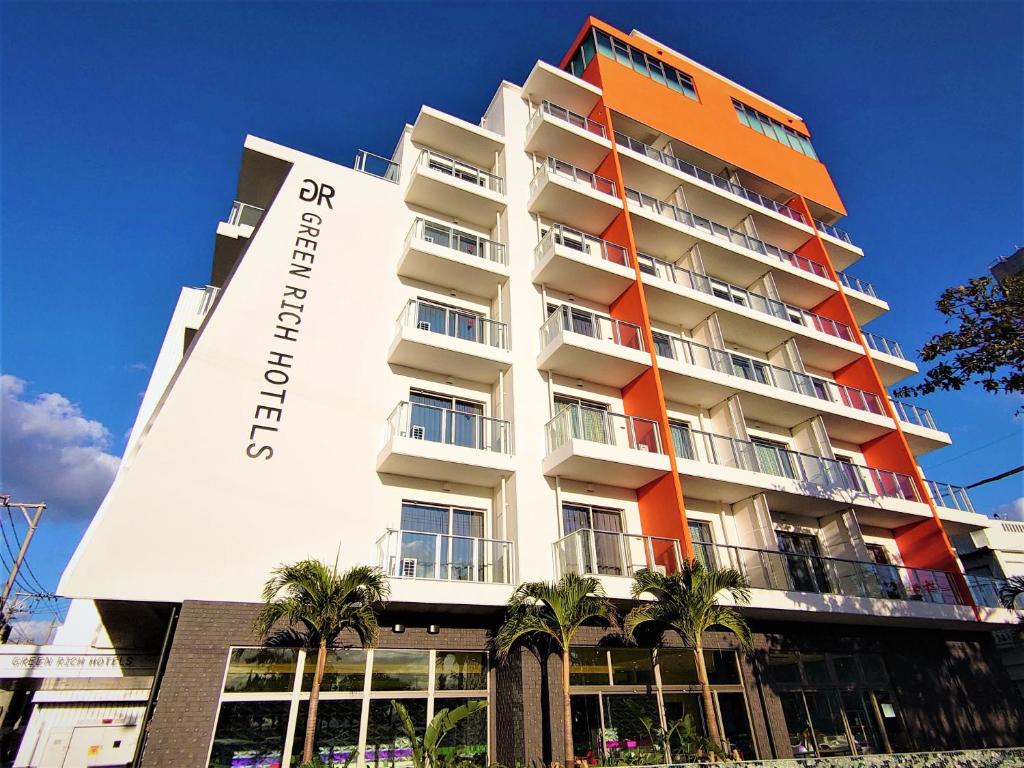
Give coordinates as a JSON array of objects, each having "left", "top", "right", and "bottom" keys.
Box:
[{"left": 2, "top": 1, "right": 1022, "bottom": 597}]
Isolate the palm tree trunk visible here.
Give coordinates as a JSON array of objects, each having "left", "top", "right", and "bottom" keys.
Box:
[
  {"left": 304, "top": 639, "right": 328, "bottom": 763},
  {"left": 561, "top": 646, "right": 575, "bottom": 768},
  {"left": 694, "top": 640, "right": 722, "bottom": 749}
]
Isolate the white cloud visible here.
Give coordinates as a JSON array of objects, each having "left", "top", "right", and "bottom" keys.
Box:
[
  {"left": 7, "top": 618, "right": 58, "bottom": 645},
  {"left": 0, "top": 375, "right": 119, "bottom": 521},
  {"left": 992, "top": 497, "right": 1024, "bottom": 521}
]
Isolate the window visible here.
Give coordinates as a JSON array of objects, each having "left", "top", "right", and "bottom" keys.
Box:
[
  {"left": 223, "top": 648, "right": 298, "bottom": 693},
  {"left": 752, "top": 437, "right": 796, "bottom": 479},
  {"left": 777, "top": 531, "right": 831, "bottom": 593},
  {"left": 371, "top": 649, "right": 431, "bottom": 691},
  {"left": 302, "top": 649, "right": 366, "bottom": 692},
  {"left": 408, "top": 390, "right": 485, "bottom": 449},
  {"left": 435, "top": 651, "right": 487, "bottom": 690},
  {"left": 562, "top": 502, "right": 624, "bottom": 576},
  {"left": 688, "top": 521, "right": 717, "bottom": 569},
  {"left": 731, "top": 355, "right": 770, "bottom": 384},
  {"left": 669, "top": 420, "right": 695, "bottom": 460},
  {"left": 733, "top": 99, "right": 818, "bottom": 159},
  {"left": 652, "top": 331, "right": 675, "bottom": 359},
  {"left": 415, "top": 299, "right": 485, "bottom": 343},
  {"left": 397, "top": 502, "right": 486, "bottom": 581},
  {"left": 209, "top": 701, "right": 290, "bottom": 768},
  {"left": 554, "top": 394, "right": 609, "bottom": 443},
  {"left": 565, "top": 29, "right": 698, "bottom": 101}
]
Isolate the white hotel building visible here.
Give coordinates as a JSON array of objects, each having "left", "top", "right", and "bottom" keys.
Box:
[{"left": 14, "top": 16, "right": 1022, "bottom": 768}]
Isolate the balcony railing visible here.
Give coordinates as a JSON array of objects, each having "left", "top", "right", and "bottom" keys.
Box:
[
  {"left": 613, "top": 132, "right": 808, "bottom": 225},
  {"left": 228, "top": 200, "right": 264, "bottom": 228},
  {"left": 377, "top": 528, "right": 514, "bottom": 584},
  {"left": 354, "top": 150, "right": 400, "bottom": 183},
  {"left": 636, "top": 253, "right": 854, "bottom": 342},
  {"left": 546, "top": 405, "right": 663, "bottom": 455},
  {"left": 386, "top": 401, "right": 512, "bottom": 454},
  {"left": 624, "top": 188, "right": 830, "bottom": 280},
  {"left": 536, "top": 157, "right": 618, "bottom": 198},
  {"left": 397, "top": 299, "right": 508, "bottom": 350},
  {"left": 838, "top": 272, "right": 878, "bottom": 298},
  {"left": 925, "top": 480, "right": 976, "bottom": 513},
  {"left": 674, "top": 426, "right": 919, "bottom": 502},
  {"left": 704, "top": 542, "right": 965, "bottom": 606},
  {"left": 863, "top": 331, "right": 906, "bottom": 359},
  {"left": 419, "top": 149, "right": 504, "bottom": 194},
  {"left": 531, "top": 100, "right": 607, "bottom": 138},
  {"left": 540, "top": 306, "right": 644, "bottom": 351},
  {"left": 407, "top": 217, "right": 507, "bottom": 266},
  {"left": 535, "top": 223, "right": 630, "bottom": 268},
  {"left": 554, "top": 528, "right": 684, "bottom": 579},
  {"left": 966, "top": 574, "right": 1014, "bottom": 609},
  {"left": 815, "top": 219, "right": 855, "bottom": 245},
  {"left": 892, "top": 400, "right": 938, "bottom": 431},
  {"left": 653, "top": 334, "right": 887, "bottom": 415}
]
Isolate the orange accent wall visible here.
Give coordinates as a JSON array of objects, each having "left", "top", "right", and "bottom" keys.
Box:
[{"left": 562, "top": 17, "right": 847, "bottom": 215}]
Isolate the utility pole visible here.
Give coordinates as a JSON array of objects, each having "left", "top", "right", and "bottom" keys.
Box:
[{"left": 0, "top": 496, "right": 45, "bottom": 634}]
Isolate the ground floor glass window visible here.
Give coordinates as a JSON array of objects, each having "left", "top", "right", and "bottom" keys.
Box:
[{"left": 208, "top": 700, "right": 290, "bottom": 768}]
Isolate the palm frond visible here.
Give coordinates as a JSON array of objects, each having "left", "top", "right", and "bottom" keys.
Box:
[{"left": 1001, "top": 576, "right": 1024, "bottom": 610}]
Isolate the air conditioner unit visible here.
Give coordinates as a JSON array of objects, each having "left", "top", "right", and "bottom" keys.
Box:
[
  {"left": 400, "top": 558, "right": 417, "bottom": 577},
  {"left": 410, "top": 426, "right": 426, "bottom": 440},
  {"left": 637, "top": 443, "right": 650, "bottom": 452},
  {"left": 417, "top": 321, "right": 431, "bottom": 331}
]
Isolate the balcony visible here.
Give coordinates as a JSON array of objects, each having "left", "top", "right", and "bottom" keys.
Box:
[
  {"left": 354, "top": 150, "right": 401, "bottom": 183},
  {"left": 409, "top": 105, "right": 504, "bottom": 169},
  {"left": 376, "top": 401, "right": 513, "bottom": 486},
  {"left": 537, "top": 307, "right": 650, "bottom": 388},
  {"left": 528, "top": 157, "right": 622, "bottom": 233},
  {"left": 522, "top": 60, "right": 603, "bottom": 118},
  {"left": 614, "top": 132, "right": 814, "bottom": 251},
  {"left": 654, "top": 336, "right": 893, "bottom": 443},
  {"left": 398, "top": 218, "right": 509, "bottom": 297},
  {"left": 838, "top": 272, "right": 889, "bottom": 324},
  {"left": 532, "top": 224, "right": 635, "bottom": 304},
  {"left": 526, "top": 101, "right": 611, "bottom": 169},
  {"left": 893, "top": 400, "right": 951, "bottom": 455},
  {"left": 863, "top": 331, "right": 917, "bottom": 385},
  {"left": 637, "top": 253, "right": 862, "bottom": 371},
  {"left": 624, "top": 188, "right": 835, "bottom": 307},
  {"left": 706, "top": 542, "right": 974, "bottom": 620},
  {"left": 672, "top": 427, "right": 926, "bottom": 525},
  {"left": 925, "top": 480, "right": 976, "bottom": 514},
  {"left": 814, "top": 219, "right": 863, "bottom": 272},
  {"left": 554, "top": 529, "right": 684, "bottom": 597},
  {"left": 377, "top": 528, "right": 514, "bottom": 584},
  {"left": 226, "top": 200, "right": 264, "bottom": 234},
  {"left": 542, "top": 405, "right": 670, "bottom": 489},
  {"left": 387, "top": 300, "right": 511, "bottom": 383},
  {"left": 405, "top": 149, "right": 505, "bottom": 228}
]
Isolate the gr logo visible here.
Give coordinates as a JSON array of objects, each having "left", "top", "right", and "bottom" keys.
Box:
[{"left": 299, "top": 178, "right": 335, "bottom": 209}]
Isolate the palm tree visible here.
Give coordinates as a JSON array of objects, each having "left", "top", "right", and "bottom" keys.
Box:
[
  {"left": 624, "top": 560, "right": 751, "bottom": 749},
  {"left": 493, "top": 573, "right": 619, "bottom": 766},
  {"left": 1001, "top": 575, "right": 1024, "bottom": 611},
  {"left": 254, "top": 560, "right": 390, "bottom": 764}
]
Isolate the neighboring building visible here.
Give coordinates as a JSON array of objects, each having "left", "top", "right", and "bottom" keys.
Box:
[
  {"left": 20, "top": 16, "right": 1022, "bottom": 767},
  {"left": 990, "top": 246, "right": 1024, "bottom": 284}
]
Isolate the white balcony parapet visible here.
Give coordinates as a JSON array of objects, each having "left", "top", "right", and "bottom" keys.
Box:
[
  {"left": 530, "top": 100, "right": 608, "bottom": 139},
  {"left": 554, "top": 529, "right": 684, "bottom": 579},
  {"left": 417, "top": 149, "right": 503, "bottom": 194},
  {"left": 705, "top": 542, "right": 966, "bottom": 606},
  {"left": 925, "top": 480, "right": 975, "bottom": 514},
  {"left": 534, "top": 223, "right": 630, "bottom": 269},
  {"left": 385, "top": 401, "right": 512, "bottom": 455},
  {"left": 377, "top": 529, "right": 514, "bottom": 584},
  {"left": 675, "top": 426, "right": 919, "bottom": 503},
  {"left": 614, "top": 132, "right": 808, "bottom": 225},
  {"left": 624, "top": 187, "right": 831, "bottom": 280},
  {"left": 545, "top": 405, "right": 663, "bottom": 456},
  {"left": 407, "top": 217, "right": 507, "bottom": 267}
]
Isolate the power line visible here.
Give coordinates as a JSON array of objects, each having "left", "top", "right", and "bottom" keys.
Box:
[
  {"left": 4, "top": 508, "right": 50, "bottom": 595},
  {"left": 920, "top": 429, "right": 1023, "bottom": 471},
  {"left": 0, "top": 515, "right": 42, "bottom": 595},
  {"left": 967, "top": 465, "right": 1024, "bottom": 490}
]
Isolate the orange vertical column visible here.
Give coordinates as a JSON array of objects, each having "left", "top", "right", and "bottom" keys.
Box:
[{"left": 791, "top": 196, "right": 974, "bottom": 606}]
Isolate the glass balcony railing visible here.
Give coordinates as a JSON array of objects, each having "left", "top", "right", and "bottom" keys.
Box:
[
  {"left": 535, "top": 157, "right": 618, "bottom": 197},
  {"left": 925, "top": 480, "right": 976, "bottom": 513},
  {"left": 554, "top": 528, "right": 684, "bottom": 579},
  {"left": 377, "top": 528, "right": 514, "bottom": 584},
  {"left": 838, "top": 272, "right": 878, "bottom": 298},
  {"left": 624, "top": 188, "right": 830, "bottom": 280},
  {"left": 545, "top": 405, "right": 663, "bottom": 455},
  {"left": 354, "top": 150, "right": 400, "bottom": 183},
  {"left": 966, "top": 574, "right": 1015, "bottom": 609},
  {"left": 397, "top": 299, "right": 508, "bottom": 350},
  {"left": 614, "top": 132, "right": 808, "bottom": 225},
  {"left": 385, "top": 401, "right": 512, "bottom": 454},
  {"left": 540, "top": 306, "right": 644, "bottom": 352},
  {"left": 673, "top": 426, "right": 920, "bottom": 502},
  {"left": 652, "top": 334, "right": 886, "bottom": 416},
  {"left": 407, "top": 217, "right": 507, "bottom": 266},
  {"left": 703, "top": 542, "right": 965, "bottom": 606},
  {"left": 535, "top": 223, "right": 630, "bottom": 268},
  {"left": 815, "top": 219, "right": 855, "bottom": 245},
  {"left": 228, "top": 200, "right": 264, "bottom": 227},
  {"left": 892, "top": 400, "right": 938, "bottom": 431},
  {"left": 863, "top": 331, "right": 906, "bottom": 359},
  {"left": 530, "top": 100, "right": 607, "bottom": 138},
  {"left": 636, "top": 253, "right": 854, "bottom": 342},
  {"left": 418, "top": 149, "right": 504, "bottom": 194}
]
